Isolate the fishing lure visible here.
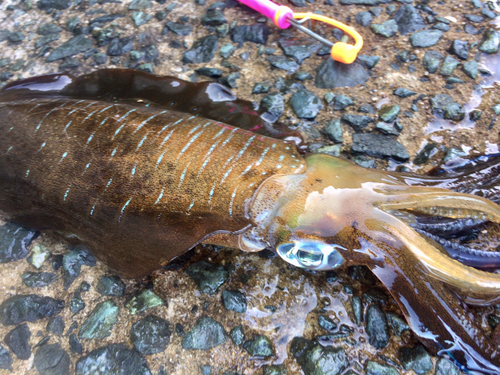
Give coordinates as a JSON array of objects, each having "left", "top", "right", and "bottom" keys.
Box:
[
  {"left": 237, "top": 0, "right": 363, "bottom": 64},
  {"left": 1, "top": 70, "right": 500, "bottom": 373}
]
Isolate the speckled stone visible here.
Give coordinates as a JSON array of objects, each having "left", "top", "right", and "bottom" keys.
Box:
[
  {"left": 263, "top": 364, "right": 288, "bottom": 375},
  {"left": 430, "top": 93, "right": 465, "bottom": 121},
  {"left": 130, "top": 315, "right": 172, "bottom": 355},
  {"left": 0, "top": 295, "right": 64, "bottom": 325},
  {"left": 355, "top": 11, "right": 372, "bottom": 26},
  {"left": 230, "top": 325, "right": 245, "bottom": 346},
  {"left": 409, "top": 30, "right": 442, "bottom": 47},
  {"left": 371, "top": 20, "right": 398, "bottom": 38},
  {"left": 4, "top": 323, "right": 31, "bottom": 359},
  {"left": 289, "top": 90, "right": 323, "bottom": 120},
  {"left": 230, "top": 24, "right": 271, "bottom": 46},
  {"left": 61, "top": 247, "right": 96, "bottom": 289},
  {"left": 186, "top": 260, "right": 229, "bottom": 294},
  {"left": 351, "top": 296, "right": 363, "bottom": 325},
  {"left": 386, "top": 312, "right": 410, "bottom": 336},
  {"left": 78, "top": 300, "right": 119, "bottom": 339},
  {"left": 46, "top": 35, "right": 93, "bottom": 62},
  {"left": 260, "top": 93, "right": 285, "bottom": 122},
  {"left": 393, "top": 87, "right": 417, "bottom": 98},
  {"left": 315, "top": 59, "right": 369, "bottom": 88},
  {"left": 378, "top": 105, "right": 400, "bottom": 122},
  {"left": 333, "top": 94, "right": 353, "bottom": 110},
  {"left": 479, "top": 28, "right": 500, "bottom": 54},
  {"left": 439, "top": 55, "right": 460, "bottom": 76},
  {"left": 322, "top": 119, "right": 343, "bottom": 144},
  {"left": 182, "top": 316, "right": 228, "bottom": 350},
  {"left": 365, "top": 361, "right": 399, "bottom": 375},
  {"left": 0, "top": 344, "right": 12, "bottom": 371},
  {"left": 291, "top": 338, "right": 348, "bottom": 375},
  {"left": 183, "top": 34, "right": 218, "bottom": 64},
  {"left": 365, "top": 304, "right": 390, "bottom": 349},
  {"left": 97, "top": 275, "right": 126, "bottom": 296},
  {"left": 435, "top": 357, "right": 460, "bottom": 375},
  {"left": 125, "top": 289, "right": 164, "bottom": 315},
  {"left": 222, "top": 290, "right": 247, "bottom": 313},
  {"left": 27, "top": 244, "right": 51, "bottom": 269},
  {"left": 278, "top": 36, "right": 321, "bottom": 64},
  {"left": 266, "top": 56, "right": 300, "bottom": 73},
  {"left": 46, "top": 315, "right": 65, "bottom": 336},
  {"left": 341, "top": 114, "right": 373, "bottom": 131},
  {"left": 423, "top": 50, "right": 444, "bottom": 73},
  {"left": 22, "top": 272, "right": 58, "bottom": 288},
  {"left": 318, "top": 315, "right": 337, "bottom": 331},
  {"left": 0, "top": 223, "right": 36, "bottom": 263},
  {"left": 34, "top": 343, "right": 70, "bottom": 375},
  {"left": 393, "top": 4, "right": 425, "bottom": 35},
  {"left": 462, "top": 60, "right": 478, "bottom": 79},
  {"left": 399, "top": 345, "right": 433, "bottom": 374},
  {"left": 243, "top": 335, "right": 275, "bottom": 358}
]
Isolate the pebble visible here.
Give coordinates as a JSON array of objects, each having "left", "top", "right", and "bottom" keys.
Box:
[
  {"left": 439, "top": 55, "right": 460, "bottom": 76},
  {"left": 132, "top": 11, "right": 153, "bottom": 27},
  {"left": 351, "top": 296, "right": 363, "bottom": 325},
  {"left": 366, "top": 304, "right": 390, "bottom": 349},
  {"left": 130, "top": 315, "right": 172, "bottom": 355},
  {"left": 365, "top": 361, "right": 399, "bottom": 375},
  {"left": 340, "top": 0, "right": 391, "bottom": 4},
  {"left": 230, "top": 24, "right": 270, "bottom": 46},
  {"left": 449, "top": 40, "right": 469, "bottom": 60},
  {"left": 393, "top": 87, "right": 416, "bottom": 98},
  {"left": 183, "top": 35, "right": 218, "bottom": 64},
  {"left": 79, "top": 300, "right": 119, "bottom": 339},
  {"left": 378, "top": 104, "right": 400, "bottom": 122},
  {"left": 290, "top": 338, "right": 348, "bottom": 375},
  {"left": 164, "top": 21, "right": 193, "bottom": 36},
  {"left": 318, "top": 315, "right": 337, "bottom": 331},
  {"left": 97, "top": 275, "right": 126, "bottom": 296},
  {"left": 252, "top": 82, "right": 271, "bottom": 94},
  {"left": 433, "top": 22, "right": 450, "bottom": 32},
  {"left": 0, "top": 223, "right": 37, "bottom": 263},
  {"left": 435, "top": 358, "right": 460, "bottom": 375},
  {"left": 0, "top": 295, "right": 64, "bottom": 325},
  {"left": 230, "top": 325, "right": 245, "bottom": 346},
  {"left": 430, "top": 93, "right": 465, "bottom": 121},
  {"left": 266, "top": 56, "right": 300, "bottom": 73},
  {"left": 182, "top": 316, "right": 228, "bottom": 350},
  {"left": 46, "top": 35, "right": 93, "bottom": 62},
  {"left": 36, "top": 0, "right": 71, "bottom": 11},
  {"left": 201, "top": 9, "right": 227, "bottom": 26},
  {"left": 398, "top": 345, "right": 433, "bottom": 374},
  {"left": 409, "top": 30, "right": 442, "bottom": 47},
  {"left": 323, "top": 119, "right": 343, "bottom": 144},
  {"left": 341, "top": 114, "right": 373, "bottom": 131},
  {"left": 393, "top": 4, "right": 425, "bottom": 35},
  {"left": 356, "top": 55, "right": 380, "bottom": 69},
  {"left": 423, "top": 50, "right": 444, "bottom": 73},
  {"left": 289, "top": 90, "right": 323, "bottom": 120},
  {"left": 352, "top": 133, "right": 410, "bottom": 162},
  {"left": 186, "top": 260, "right": 229, "bottom": 294},
  {"left": 222, "top": 290, "right": 247, "bottom": 313},
  {"left": 371, "top": 20, "right": 398, "bottom": 38},
  {"left": 125, "top": 289, "right": 164, "bottom": 315},
  {"left": 107, "top": 36, "right": 135, "bottom": 56},
  {"left": 479, "top": 28, "right": 500, "bottom": 54},
  {"left": 464, "top": 24, "right": 480, "bottom": 35},
  {"left": 27, "top": 243, "right": 51, "bottom": 269},
  {"left": 22, "top": 272, "right": 58, "bottom": 288},
  {"left": 5, "top": 323, "right": 31, "bottom": 359},
  {"left": 492, "top": 104, "right": 500, "bottom": 115},
  {"left": 46, "top": 315, "right": 65, "bottom": 336},
  {"left": 263, "top": 364, "right": 288, "bottom": 375},
  {"left": 462, "top": 60, "right": 478, "bottom": 79},
  {"left": 69, "top": 334, "right": 83, "bottom": 354},
  {"left": 355, "top": 11, "right": 372, "bottom": 26},
  {"left": 76, "top": 344, "right": 151, "bottom": 375},
  {"left": 34, "top": 343, "right": 70, "bottom": 375},
  {"left": 465, "top": 14, "right": 484, "bottom": 23},
  {"left": 37, "top": 23, "right": 62, "bottom": 35},
  {"left": 129, "top": 0, "right": 152, "bottom": 9},
  {"left": 61, "top": 247, "right": 96, "bottom": 289},
  {"left": 278, "top": 36, "right": 322, "bottom": 64},
  {"left": 35, "top": 33, "right": 60, "bottom": 49},
  {"left": 243, "top": 335, "right": 275, "bottom": 357},
  {"left": 315, "top": 59, "right": 369, "bottom": 88},
  {"left": 220, "top": 43, "right": 236, "bottom": 58},
  {"left": 333, "top": 94, "right": 353, "bottom": 110},
  {"left": 386, "top": 312, "right": 410, "bottom": 336},
  {"left": 0, "top": 345, "right": 12, "bottom": 371},
  {"left": 482, "top": 7, "right": 497, "bottom": 19}
]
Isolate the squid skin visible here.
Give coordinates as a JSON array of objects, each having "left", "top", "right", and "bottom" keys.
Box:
[{"left": 1, "top": 70, "right": 500, "bottom": 373}]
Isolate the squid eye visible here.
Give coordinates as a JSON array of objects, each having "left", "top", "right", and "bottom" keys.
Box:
[{"left": 276, "top": 241, "right": 346, "bottom": 271}]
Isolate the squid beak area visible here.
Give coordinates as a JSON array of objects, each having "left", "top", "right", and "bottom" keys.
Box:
[{"left": 370, "top": 186, "right": 500, "bottom": 303}]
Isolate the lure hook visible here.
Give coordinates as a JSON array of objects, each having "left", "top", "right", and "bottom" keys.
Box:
[{"left": 237, "top": 0, "right": 363, "bottom": 64}]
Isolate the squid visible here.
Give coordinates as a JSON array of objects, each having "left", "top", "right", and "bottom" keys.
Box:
[{"left": 1, "top": 69, "right": 500, "bottom": 373}]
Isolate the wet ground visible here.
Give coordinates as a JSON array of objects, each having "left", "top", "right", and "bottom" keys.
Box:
[{"left": 0, "top": 0, "right": 499, "bottom": 374}]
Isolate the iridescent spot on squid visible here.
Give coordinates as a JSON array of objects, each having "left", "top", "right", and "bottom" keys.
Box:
[
  {"left": 58, "top": 151, "right": 68, "bottom": 165},
  {"left": 178, "top": 162, "right": 191, "bottom": 189},
  {"left": 135, "top": 133, "right": 148, "bottom": 153},
  {"left": 228, "top": 186, "right": 239, "bottom": 218},
  {"left": 132, "top": 110, "right": 168, "bottom": 135},
  {"left": 38, "top": 142, "right": 46, "bottom": 152},
  {"left": 63, "top": 184, "right": 71, "bottom": 203},
  {"left": 81, "top": 160, "right": 92, "bottom": 176},
  {"left": 110, "top": 108, "right": 138, "bottom": 140},
  {"left": 153, "top": 187, "right": 165, "bottom": 206},
  {"left": 6, "top": 146, "right": 12, "bottom": 154},
  {"left": 118, "top": 195, "right": 135, "bottom": 223}
]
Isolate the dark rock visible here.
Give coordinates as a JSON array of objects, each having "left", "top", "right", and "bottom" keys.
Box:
[
  {"left": 132, "top": 12, "right": 153, "bottom": 27},
  {"left": 323, "top": 119, "right": 343, "bottom": 144},
  {"left": 430, "top": 94, "right": 465, "bottom": 121},
  {"left": 482, "top": 7, "right": 497, "bottom": 19},
  {"left": 371, "top": 20, "right": 398, "bottom": 38},
  {"left": 378, "top": 105, "right": 400, "bottom": 122},
  {"left": 69, "top": 334, "right": 82, "bottom": 354},
  {"left": 293, "top": 71, "right": 313, "bottom": 81},
  {"left": 393, "top": 87, "right": 416, "bottom": 98},
  {"left": 35, "top": 34, "right": 61, "bottom": 49},
  {"left": 463, "top": 60, "right": 478, "bottom": 79},
  {"left": 22, "top": 272, "right": 58, "bottom": 288},
  {"left": 393, "top": 4, "right": 425, "bottom": 35},
  {"left": 362, "top": 288, "right": 388, "bottom": 305},
  {"left": 38, "top": 23, "right": 62, "bottom": 35},
  {"left": 435, "top": 358, "right": 460, "bottom": 375},
  {"left": 59, "top": 57, "right": 82, "bottom": 71},
  {"left": 352, "top": 133, "right": 410, "bottom": 161},
  {"left": 107, "top": 36, "right": 135, "bottom": 56},
  {"left": 89, "top": 14, "right": 126, "bottom": 27},
  {"left": 479, "top": 28, "right": 500, "bottom": 54},
  {"left": 351, "top": 296, "right": 362, "bottom": 325},
  {"left": 66, "top": 17, "right": 82, "bottom": 33},
  {"left": 46, "top": 35, "right": 93, "bottom": 62},
  {"left": 5, "top": 323, "right": 31, "bottom": 359},
  {"left": 220, "top": 43, "right": 236, "bottom": 58},
  {"left": 222, "top": 290, "right": 247, "bottom": 313},
  {"left": 376, "top": 121, "right": 402, "bottom": 135},
  {"left": 182, "top": 316, "right": 228, "bottom": 350},
  {"left": 414, "top": 142, "right": 437, "bottom": 165},
  {"left": 278, "top": 36, "right": 322, "bottom": 64},
  {"left": 289, "top": 90, "right": 323, "bottom": 120},
  {"left": 79, "top": 300, "right": 119, "bottom": 339},
  {"left": 201, "top": 9, "right": 227, "bottom": 26},
  {"left": 324, "top": 92, "right": 335, "bottom": 104},
  {"left": 370, "top": 7, "right": 383, "bottom": 17},
  {"left": 0, "top": 223, "right": 37, "bottom": 263},
  {"left": 219, "top": 72, "right": 240, "bottom": 88},
  {"left": 469, "top": 109, "right": 482, "bottom": 121},
  {"left": 0, "top": 295, "right": 64, "bottom": 325},
  {"left": 409, "top": 30, "right": 442, "bottom": 47},
  {"left": 333, "top": 94, "right": 353, "bottom": 110},
  {"left": 37, "top": 0, "right": 71, "bottom": 10},
  {"left": 292, "top": 340, "right": 348, "bottom": 375},
  {"left": 341, "top": 114, "right": 373, "bottom": 131},
  {"left": 164, "top": 21, "right": 193, "bottom": 36},
  {"left": 252, "top": 82, "right": 271, "bottom": 94},
  {"left": 263, "top": 364, "right": 288, "bottom": 375},
  {"left": 386, "top": 312, "right": 410, "bottom": 336},
  {"left": 130, "top": 315, "right": 171, "bottom": 355},
  {"left": 129, "top": 0, "right": 152, "bottom": 9},
  {"left": 365, "top": 361, "right": 399, "bottom": 375},
  {"left": 186, "top": 260, "right": 228, "bottom": 294},
  {"left": 433, "top": 22, "right": 450, "bottom": 32},
  {"left": 97, "top": 275, "right": 126, "bottom": 296},
  {"left": 464, "top": 24, "right": 480, "bottom": 35},
  {"left": 230, "top": 325, "right": 245, "bottom": 346},
  {"left": 34, "top": 343, "right": 70, "bottom": 375},
  {"left": 355, "top": 11, "right": 373, "bottom": 26},
  {"left": 0, "top": 345, "right": 12, "bottom": 371},
  {"left": 318, "top": 315, "right": 337, "bottom": 331},
  {"left": 439, "top": 55, "right": 460, "bottom": 76},
  {"left": 340, "top": 0, "right": 391, "bottom": 4},
  {"left": 356, "top": 55, "right": 380, "bottom": 69},
  {"left": 465, "top": 14, "right": 484, "bottom": 22},
  {"left": 243, "top": 335, "right": 275, "bottom": 357},
  {"left": 315, "top": 59, "right": 369, "bottom": 88},
  {"left": 183, "top": 35, "right": 218, "bottom": 64},
  {"left": 76, "top": 344, "right": 151, "bottom": 375},
  {"left": 61, "top": 247, "right": 96, "bottom": 289},
  {"left": 230, "top": 24, "right": 271, "bottom": 46},
  {"left": 125, "top": 289, "right": 164, "bottom": 315},
  {"left": 366, "top": 304, "right": 389, "bottom": 349},
  {"left": 46, "top": 316, "right": 65, "bottom": 336},
  {"left": 266, "top": 56, "right": 300, "bottom": 73},
  {"left": 423, "top": 50, "right": 443, "bottom": 73},
  {"left": 201, "top": 365, "right": 212, "bottom": 375},
  {"left": 449, "top": 40, "right": 469, "bottom": 60},
  {"left": 399, "top": 345, "right": 433, "bottom": 374}
]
